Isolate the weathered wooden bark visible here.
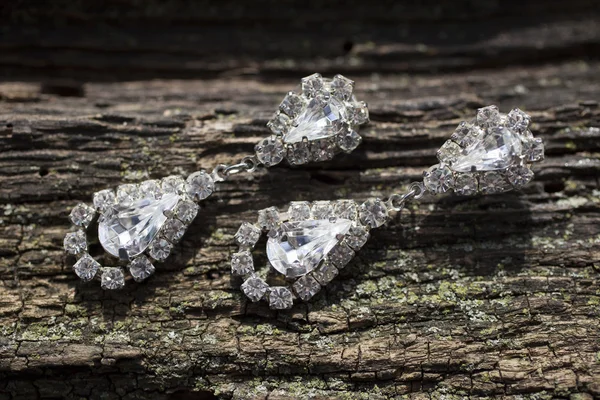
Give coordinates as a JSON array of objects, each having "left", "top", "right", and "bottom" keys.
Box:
[{"left": 1, "top": 2, "right": 600, "bottom": 399}]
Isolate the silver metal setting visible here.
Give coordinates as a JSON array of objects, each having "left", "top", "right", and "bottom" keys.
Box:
[
  {"left": 256, "top": 73, "right": 370, "bottom": 167},
  {"left": 424, "top": 106, "right": 544, "bottom": 196},
  {"left": 232, "top": 199, "right": 375, "bottom": 309}
]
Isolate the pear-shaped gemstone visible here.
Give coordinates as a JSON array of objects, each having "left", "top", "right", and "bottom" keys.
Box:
[
  {"left": 99, "top": 192, "right": 180, "bottom": 259},
  {"left": 266, "top": 218, "right": 352, "bottom": 278},
  {"left": 284, "top": 97, "right": 348, "bottom": 144},
  {"left": 452, "top": 126, "right": 526, "bottom": 172}
]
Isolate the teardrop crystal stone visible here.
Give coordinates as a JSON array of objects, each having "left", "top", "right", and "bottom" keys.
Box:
[
  {"left": 266, "top": 218, "right": 352, "bottom": 278},
  {"left": 98, "top": 193, "right": 180, "bottom": 259},
  {"left": 283, "top": 96, "right": 348, "bottom": 144},
  {"left": 452, "top": 126, "right": 526, "bottom": 172}
]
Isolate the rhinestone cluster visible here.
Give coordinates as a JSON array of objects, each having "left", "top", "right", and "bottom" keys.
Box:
[
  {"left": 231, "top": 199, "right": 374, "bottom": 310},
  {"left": 256, "top": 73, "right": 369, "bottom": 166},
  {"left": 424, "top": 106, "right": 544, "bottom": 195},
  {"left": 64, "top": 172, "right": 213, "bottom": 289}
]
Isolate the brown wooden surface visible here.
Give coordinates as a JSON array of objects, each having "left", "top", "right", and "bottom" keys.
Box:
[{"left": 1, "top": 2, "right": 600, "bottom": 399}]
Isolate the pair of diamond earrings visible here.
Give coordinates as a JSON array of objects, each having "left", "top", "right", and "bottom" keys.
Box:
[{"left": 63, "top": 73, "right": 545, "bottom": 310}]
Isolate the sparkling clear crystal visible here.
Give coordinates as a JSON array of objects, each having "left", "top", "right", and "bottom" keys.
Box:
[
  {"left": 64, "top": 230, "right": 87, "bottom": 255},
  {"left": 451, "top": 122, "right": 479, "bottom": 148},
  {"left": 452, "top": 126, "right": 525, "bottom": 172},
  {"left": 337, "top": 129, "right": 361, "bottom": 152},
  {"left": 139, "top": 180, "right": 162, "bottom": 200},
  {"left": 350, "top": 101, "right": 369, "bottom": 125},
  {"left": 234, "top": 222, "right": 261, "bottom": 248},
  {"left": 359, "top": 198, "right": 388, "bottom": 228},
  {"left": 101, "top": 267, "right": 125, "bottom": 290},
  {"left": 453, "top": 174, "right": 478, "bottom": 196},
  {"left": 288, "top": 201, "right": 311, "bottom": 221},
  {"left": 507, "top": 108, "right": 531, "bottom": 134},
  {"left": 346, "top": 225, "right": 369, "bottom": 250},
  {"left": 174, "top": 200, "right": 199, "bottom": 224},
  {"left": 327, "top": 243, "right": 354, "bottom": 268},
  {"left": 255, "top": 135, "right": 285, "bottom": 167},
  {"left": 267, "top": 112, "right": 291, "bottom": 135},
  {"left": 129, "top": 255, "right": 155, "bottom": 282},
  {"left": 266, "top": 218, "right": 353, "bottom": 278},
  {"left": 98, "top": 192, "right": 180, "bottom": 259},
  {"left": 186, "top": 171, "right": 214, "bottom": 201},
  {"left": 310, "top": 139, "right": 335, "bottom": 162},
  {"left": 437, "top": 141, "right": 461, "bottom": 165},
  {"left": 287, "top": 141, "right": 310, "bottom": 165},
  {"left": 284, "top": 96, "right": 348, "bottom": 144},
  {"left": 268, "top": 287, "right": 294, "bottom": 309},
  {"left": 313, "top": 89, "right": 332, "bottom": 107},
  {"left": 293, "top": 275, "right": 321, "bottom": 301},
  {"left": 161, "top": 176, "right": 186, "bottom": 195},
  {"left": 116, "top": 184, "right": 139, "bottom": 207},
  {"left": 330, "top": 74, "right": 354, "bottom": 101},
  {"left": 231, "top": 250, "right": 254, "bottom": 276},
  {"left": 424, "top": 164, "right": 455, "bottom": 194},
  {"left": 241, "top": 276, "right": 269, "bottom": 302},
  {"left": 69, "top": 203, "right": 96, "bottom": 228},
  {"left": 507, "top": 165, "right": 534, "bottom": 188},
  {"left": 73, "top": 254, "right": 100, "bottom": 281},
  {"left": 311, "top": 201, "right": 334, "bottom": 220},
  {"left": 162, "top": 219, "right": 186, "bottom": 243},
  {"left": 301, "top": 73, "right": 324, "bottom": 97},
  {"left": 333, "top": 200, "right": 358, "bottom": 220},
  {"left": 528, "top": 138, "right": 544, "bottom": 162},
  {"left": 311, "top": 261, "right": 338, "bottom": 285},
  {"left": 279, "top": 92, "right": 305, "bottom": 117},
  {"left": 477, "top": 105, "right": 501, "bottom": 128},
  {"left": 93, "top": 189, "right": 116, "bottom": 212},
  {"left": 480, "top": 172, "right": 511, "bottom": 194},
  {"left": 257, "top": 207, "right": 280, "bottom": 230},
  {"left": 148, "top": 238, "right": 172, "bottom": 261}
]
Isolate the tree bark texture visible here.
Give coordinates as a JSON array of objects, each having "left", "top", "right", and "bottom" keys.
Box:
[{"left": 0, "top": 1, "right": 600, "bottom": 399}]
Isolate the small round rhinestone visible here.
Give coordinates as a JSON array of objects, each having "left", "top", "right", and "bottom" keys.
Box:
[
  {"left": 162, "top": 219, "right": 186, "bottom": 243},
  {"left": 101, "top": 267, "right": 125, "bottom": 290},
  {"left": 453, "top": 174, "right": 478, "bottom": 196},
  {"left": 424, "top": 164, "right": 455, "bottom": 194},
  {"left": 161, "top": 176, "right": 186, "bottom": 195},
  {"left": 507, "top": 165, "right": 534, "bottom": 188},
  {"left": 139, "top": 180, "right": 162, "bottom": 199},
  {"left": 186, "top": 171, "right": 214, "bottom": 201},
  {"left": 174, "top": 200, "right": 199, "bottom": 224},
  {"left": 480, "top": 172, "right": 511, "bottom": 194},
  {"left": 73, "top": 254, "right": 100, "bottom": 281},
  {"left": 255, "top": 136, "right": 285, "bottom": 167},
  {"left": 288, "top": 201, "right": 311, "bottom": 221},
  {"left": 234, "top": 222, "right": 261, "bottom": 248},
  {"left": 231, "top": 250, "right": 254, "bottom": 276},
  {"left": 116, "top": 184, "right": 139, "bottom": 206},
  {"left": 64, "top": 230, "right": 87, "bottom": 255},
  {"left": 93, "top": 189, "right": 116, "bottom": 212},
  {"left": 293, "top": 275, "right": 321, "bottom": 301},
  {"left": 129, "top": 256, "right": 155, "bottom": 282},
  {"left": 241, "top": 276, "right": 269, "bottom": 302},
  {"left": 148, "top": 238, "right": 172, "bottom": 261},
  {"left": 69, "top": 203, "right": 96, "bottom": 228},
  {"left": 337, "top": 130, "right": 361, "bottom": 152},
  {"left": 359, "top": 198, "right": 389, "bottom": 228},
  {"left": 268, "top": 286, "right": 294, "bottom": 309}
]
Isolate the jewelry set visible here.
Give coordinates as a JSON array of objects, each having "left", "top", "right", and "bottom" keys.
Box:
[{"left": 63, "top": 73, "right": 545, "bottom": 310}]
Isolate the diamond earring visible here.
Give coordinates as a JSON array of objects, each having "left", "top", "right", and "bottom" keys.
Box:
[
  {"left": 231, "top": 106, "right": 544, "bottom": 309},
  {"left": 255, "top": 73, "right": 369, "bottom": 166},
  {"left": 64, "top": 73, "right": 369, "bottom": 289}
]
